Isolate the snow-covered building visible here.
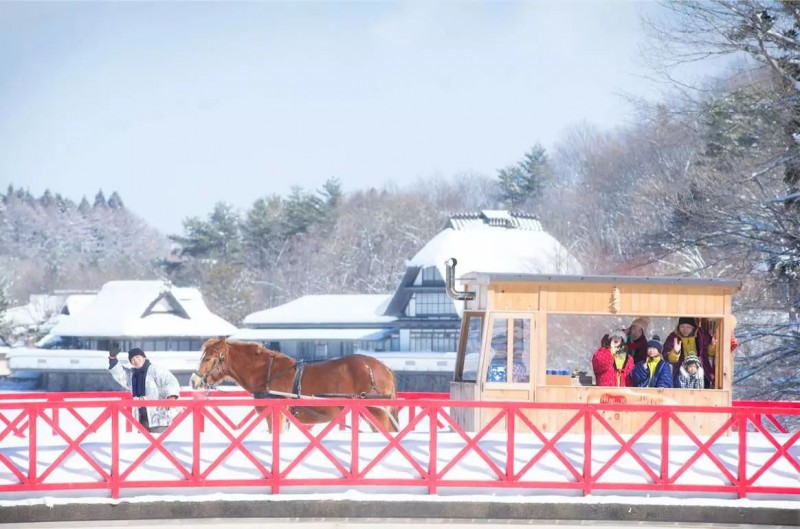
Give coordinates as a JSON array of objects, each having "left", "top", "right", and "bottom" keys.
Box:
[
  {"left": 235, "top": 211, "right": 582, "bottom": 375},
  {"left": 234, "top": 294, "right": 396, "bottom": 360},
  {"left": 7, "top": 280, "right": 237, "bottom": 389},
  {"left": 2, "top": 292, "right": 96, "bottom": 344}
]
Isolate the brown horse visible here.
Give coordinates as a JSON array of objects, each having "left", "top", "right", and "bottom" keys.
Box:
[{"left": 189, "top": 337, "right": 399, "bottom": 432}]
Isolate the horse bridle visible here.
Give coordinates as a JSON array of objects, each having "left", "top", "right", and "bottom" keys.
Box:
[{"left": 193, "top": 342, "right": 226, "bottom": 388}]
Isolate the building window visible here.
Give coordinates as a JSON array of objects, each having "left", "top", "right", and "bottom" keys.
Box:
[
  {"left": 421, "top": 266, "right": 443, "bottom": 284},
  {"left": 409, "top": 329, "right": 458, "bottom": 352},
  {"left": 413, "top": 292, "right": 456, "bottom": 317}
]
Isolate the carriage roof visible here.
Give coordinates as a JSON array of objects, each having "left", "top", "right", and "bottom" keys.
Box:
[{"left": 460, "top": 272, "right": 742, "bottom": 290}]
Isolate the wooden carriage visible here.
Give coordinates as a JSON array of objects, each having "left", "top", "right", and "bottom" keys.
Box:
[{"left": 445, "top": 259, "right": 742, "bottom": 435}]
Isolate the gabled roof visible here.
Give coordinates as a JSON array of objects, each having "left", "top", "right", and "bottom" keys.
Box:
[
  {"left": 243, "top": 294, "right": 396, "bottom": 327},
  {"left": 50, "top": 281, "right": 237, "bottom": 337}
]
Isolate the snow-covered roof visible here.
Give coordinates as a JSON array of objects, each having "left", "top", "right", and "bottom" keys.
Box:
[
  {"left": 231, "top": 328, "right": 393, "bottom": 341},
  {"left": 60, "top": 294, "right": 96, "bottom": 315},
  {"left": 243, "top": 294, "right": 396, "bottom": 326},
  {"left": 49, "top": 280, "right": 237, "bottom": 337},
  {"left": 3, "top": 295, "right": 65, "bottom": 328},
  {"left": 409, "top": 210, "right": 583, "bottom": 278}
]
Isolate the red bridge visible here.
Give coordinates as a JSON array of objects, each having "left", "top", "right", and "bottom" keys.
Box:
[{"left": 0, "top": 391, "right": 798, "bottom": 500}]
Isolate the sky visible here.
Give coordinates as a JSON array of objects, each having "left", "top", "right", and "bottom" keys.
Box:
[{"left": 0, "top": 1, "right": 675, "bottom": 235}]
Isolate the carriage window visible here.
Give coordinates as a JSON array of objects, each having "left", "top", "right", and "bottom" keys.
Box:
[
  {"left": 487, "top": 317, "right": 530, "bottom": 384},
  {"left": 544, "top": 314, "right": 725, "bottom": 389},
  {"left": 513, "top": 319, "right": 530, "bottom": 383},
  {"left": 461, "top": 315, "right": 483, "bottom": 382}
]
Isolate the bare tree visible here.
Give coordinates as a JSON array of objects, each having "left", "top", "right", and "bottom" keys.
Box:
[{"left": 642, "top": 0, "right": 800, "bottom": 398}]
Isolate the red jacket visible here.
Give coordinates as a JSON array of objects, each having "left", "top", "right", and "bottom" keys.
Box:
[{"left": 592, "top": 347, "right": 634, "bottom": 387}]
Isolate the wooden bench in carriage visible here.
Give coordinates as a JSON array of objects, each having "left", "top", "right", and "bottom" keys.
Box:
[{"left": 444, "top": 258, "right": 742, "bottom": 435}]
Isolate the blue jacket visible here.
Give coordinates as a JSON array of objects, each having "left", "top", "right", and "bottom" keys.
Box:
[{"left": 630, "top": 357, "right": 673, "bottom": 388}]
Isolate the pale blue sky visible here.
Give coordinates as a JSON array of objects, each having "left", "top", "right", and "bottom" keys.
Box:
[{"left": 0, "top": 1, "right": 670, "bottom": 234}]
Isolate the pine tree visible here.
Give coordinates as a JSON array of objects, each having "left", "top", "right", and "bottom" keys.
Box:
[
  {"left": 108, "top": 191, "right": 124, "bottom": 209},
  {"left": 497, "top": 143, "right": 550, "bottom": 209},
  {"left": 93, "top": 190, "right": 108, "bottom": 208}
]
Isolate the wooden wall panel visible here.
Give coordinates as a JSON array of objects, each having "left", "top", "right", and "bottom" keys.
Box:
[
  {"left": 449, "top": 382, "right": 480, "bottom": 432},
  {"left": 504, "top": 283, "right": 726, "bottom": 316},
  {"left": 489, "top": 284, "right": 539, "bottom": 311},
  {"left": 531, "top": 386, "right": 731, "bottom": 435}
]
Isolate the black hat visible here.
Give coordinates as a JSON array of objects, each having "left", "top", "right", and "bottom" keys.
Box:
[
  {"left": 678, "top": 317, "right": 697, "bottom": 328},
  {"left": 646, "top": 335, "right": 663, "bottom": 354},
  {"left": 128, "top": 348, "right": 146, "bottom": 361}
]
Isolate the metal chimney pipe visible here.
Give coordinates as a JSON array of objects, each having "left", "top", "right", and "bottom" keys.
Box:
[{"left": 444, "top": 257, "right": 475, "bottom": 301}]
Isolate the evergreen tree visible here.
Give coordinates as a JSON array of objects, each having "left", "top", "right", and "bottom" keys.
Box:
[
  {"left": 108, "top": 191, "right": 124, "bottom": 209},
  {"left": 170, "top": 202, "right": 242, "bottom": 263},
  {"left": 40, "top": 189, "right": 54, "bottom": 209},
  {"left": 497, "top": 143, "right": 550, "bottom": 209},
  {"left": 282, "top": 186, "right": 324, "bottom": 236},
  {"left": 78, "top": 197, "right": 91, "bottom": 215},
  {"left": 93, "top": 190, "right": 108, "bottom": 208}
]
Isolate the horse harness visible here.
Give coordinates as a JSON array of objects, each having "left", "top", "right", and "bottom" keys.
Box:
[
  {"left": 193, "top": 342, "right": 227, "bottom": 389},
  {"left": 253, "top": 357, "right": 391, "bottom": 417}
]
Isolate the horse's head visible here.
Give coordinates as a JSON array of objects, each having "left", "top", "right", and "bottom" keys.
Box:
[{"left": 190, "top": 336, "right": 229, "bottom": 390}]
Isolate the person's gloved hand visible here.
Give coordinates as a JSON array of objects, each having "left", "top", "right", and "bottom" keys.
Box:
[
  {"left": 108, "top": 342, "right": 120, "bottom": 358},
  {"left": 600, "top": 334, "right": 611, "bottom": 348}
]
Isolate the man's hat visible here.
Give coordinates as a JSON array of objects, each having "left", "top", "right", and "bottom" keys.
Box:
[{"left": 128, "top": 348, "right": 146, "bottom": 361}]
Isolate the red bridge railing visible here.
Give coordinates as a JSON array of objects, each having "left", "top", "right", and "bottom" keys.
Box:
[{"left": 0, "top": 392, "right": 797, "bottom": 500}]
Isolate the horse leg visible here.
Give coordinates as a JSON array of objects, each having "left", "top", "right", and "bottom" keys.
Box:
[
  {"left": 367, "top": 406, "right": 396, "bottom": 433},
  {"left": 256, "top": 405, "right": 287, "bottom": 434}
]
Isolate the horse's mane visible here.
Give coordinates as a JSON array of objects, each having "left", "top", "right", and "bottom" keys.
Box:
[{"left": 202, "top": 336, "right": 289, "bottom": 361}]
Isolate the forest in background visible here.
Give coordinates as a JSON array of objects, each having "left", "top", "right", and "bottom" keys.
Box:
[{"left": 1, "top": 1, "right": 798, "bottom": 400}]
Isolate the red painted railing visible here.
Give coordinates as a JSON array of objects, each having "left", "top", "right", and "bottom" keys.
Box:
[{"left": 0, "top": 392, "right": 798, "bottom": 500}]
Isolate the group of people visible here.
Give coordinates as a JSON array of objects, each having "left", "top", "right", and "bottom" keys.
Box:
[{"left": 591, "top": 316, "right": 723, "bottom": 389}]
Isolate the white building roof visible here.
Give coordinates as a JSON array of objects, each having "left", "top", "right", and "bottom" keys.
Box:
[
  {"left": 3, "top": 295, "right": 65, "bottom": 329},
  {"left": 231, "top": 328, "right": 392, "bottom": 341},
  {"left": 243, "top": 294, "right": 396, "bottom": 326},
  {"left": 49, "top": 280, "right": 237, "bottom": 337},
  {"left": 61, "top": 294, "right": 96, "bottom": 315},
  {"left": 409, "top": 210, "right": 583, "bottom": 280}
]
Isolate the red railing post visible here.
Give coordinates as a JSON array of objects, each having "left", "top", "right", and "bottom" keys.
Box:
[
  {"left": 351, "top": 403, "right": 359, "bottom": 479},
  {"left": 738, "top": 410, "right": 748, "bottom": 499},
  {"left": 428, "top": 400, "right": 438, "bottom": 494},
  {"left": 193, "top": 398, "right": 201, "bottom": 486},
  {"left": 661, "top": 407, "right": 669, "bottom": 488},
  {"left": 271, "top": 402, "right": 280, "bottom": 494},
  {"left": 111, "top": 403, "right": 120, "bottom": 499},
  {"left": 506, "top": 404, "right": 515, "bottom": 482},
  {"left": 28, "top": 405, "right": 37, "bottom": 489},
  {"left": 583, "top": 403, "right": 592, "bottom": 496}
]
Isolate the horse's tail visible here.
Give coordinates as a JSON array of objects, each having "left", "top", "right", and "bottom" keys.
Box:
[{"left": 387, "top": 366, "right": 399, "bottom": 430}]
